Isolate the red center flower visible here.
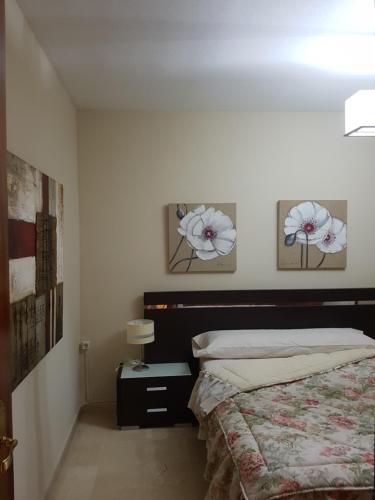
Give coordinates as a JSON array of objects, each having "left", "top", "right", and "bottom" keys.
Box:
[
  {"left": 322, "top": 232, "right": 337, "bottom": 246},
  {"left": 303, "top": 222, "right": 315, "bottom": 233},
  {"left": 202, "top": 226, "right": 217, "bottom": 241}
]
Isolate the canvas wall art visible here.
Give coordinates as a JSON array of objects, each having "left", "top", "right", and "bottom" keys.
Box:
[
  {"left": 168, "top": 203, "right": 237, "bottom": 273},
  {"left": 278, "top": 200, "right": 347, "bottom": 270},
  {"left": 7, "top": 152, "right": 63, "bottom": 389}
]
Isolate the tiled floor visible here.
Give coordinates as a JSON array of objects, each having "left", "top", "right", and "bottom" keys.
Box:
[{"left": 47, "top": 405, "right": 208, "bottom": 500}]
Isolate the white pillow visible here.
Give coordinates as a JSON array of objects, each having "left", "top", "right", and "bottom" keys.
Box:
[{"left": 192, "top": 328, "right": 375, "bottom": 359}]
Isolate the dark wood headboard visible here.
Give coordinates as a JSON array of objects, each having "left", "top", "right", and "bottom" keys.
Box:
[{"left": 144, "top": 288, "right": 375, "bottom": 374}]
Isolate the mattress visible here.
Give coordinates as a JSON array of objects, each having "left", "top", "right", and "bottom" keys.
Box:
[{"left": 190, "top": 350, "right": 375, "bottom": 500}]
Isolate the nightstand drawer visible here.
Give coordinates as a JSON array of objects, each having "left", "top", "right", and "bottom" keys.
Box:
[
  {"left": 142, "top": 406, "right": 174, "bottom": 427},
  {"left": 145, "top": 391, "right": 169, "bottom": 408},
  {"left": 123, "top": 377, "right": 191, "bottom": 399}
]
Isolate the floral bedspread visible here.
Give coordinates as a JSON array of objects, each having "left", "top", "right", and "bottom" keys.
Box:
[{"left": 202, "top": 357, "right": 375, "bottom": 500}]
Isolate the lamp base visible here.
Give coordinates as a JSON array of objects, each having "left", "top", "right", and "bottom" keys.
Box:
[{"left": 132, "top": 363, "right": 150, "bottom": 372}]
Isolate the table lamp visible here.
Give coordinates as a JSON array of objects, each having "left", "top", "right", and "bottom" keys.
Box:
[{"left": 126, "top": 319, "right": 154, "bottom": 371}]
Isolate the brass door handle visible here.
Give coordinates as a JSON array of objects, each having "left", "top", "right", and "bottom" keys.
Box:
[{"left": 0, "top": 436, "right": 18, "bottom": 473}]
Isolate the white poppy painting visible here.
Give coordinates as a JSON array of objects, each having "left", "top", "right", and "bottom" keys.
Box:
[
  {"left": 278, "top": 200, "right": 347, "bottom": 270},
  {"left": 168, "top": 203, "right": 237, "bottom": 273}
]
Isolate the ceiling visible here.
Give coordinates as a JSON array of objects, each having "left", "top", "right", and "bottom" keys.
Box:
[{"left": 15, "top": 0, "right": 375, "bottom": 111}]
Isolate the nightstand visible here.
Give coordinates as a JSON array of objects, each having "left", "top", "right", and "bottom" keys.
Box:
[{"left": 116, "top": 362, "right": 194, "bottom": 428}]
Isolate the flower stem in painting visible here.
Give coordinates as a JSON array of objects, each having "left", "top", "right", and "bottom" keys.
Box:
[
  {"left": 305, "top": 235, "right": 309, "bottom": 269},
  {"left": 170, "top": 255, "right": 199, "bottom": 272},
  {"left": 186, "top": 249, "right": 195, "bottom": 272},
  {"left": 285, "top": 229, "right": 309, "bottom": 268},
  {"left": 299, "top": 241, "right": 309, "bottom": 269},
  {"left": 317, "top": 253, "right": 326, "bottom": 268},
  {"left": 169, "top": 235, "right": 185, "bottom": 265}
]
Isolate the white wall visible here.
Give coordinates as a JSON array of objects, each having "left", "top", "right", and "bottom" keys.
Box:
[
  {"left": 6, "top": 1, "right": 81, "bottom": 499},
  {"left": 78, "top": 110, "right": 375, "bottom": 402}
]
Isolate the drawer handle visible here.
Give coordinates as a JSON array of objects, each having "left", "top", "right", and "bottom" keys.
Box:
[
  {"left": 146, "top": 408, "right": 168, "bottom": 413},
  {"left": 146, "top": 386, "right": 167, "bottom": 392}
]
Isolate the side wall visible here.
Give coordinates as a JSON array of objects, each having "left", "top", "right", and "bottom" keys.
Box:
[
  {"left": 78, "top": 110, "right": 375, "bottom": 402},
  {"left": 6, "top": 1, "right": 81, "bottom": 499}
]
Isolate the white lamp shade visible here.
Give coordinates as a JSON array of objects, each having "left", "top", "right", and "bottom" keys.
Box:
[
  {"left": 345, "top": 90, "right": 375, "bottom": 137},
  {"left": 126, "top": 319, "right": 154, "bottom": 345}
]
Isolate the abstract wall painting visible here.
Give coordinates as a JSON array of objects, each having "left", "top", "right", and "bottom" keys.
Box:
[
  {"left": 7, "top": 152, "right": 63, "bottom": 389},
  {"left": 168, "top": 203, "right": 237, "bottom": 273},
  {"left": 278, "top": 200, "right": 347, "bottom": 270}
]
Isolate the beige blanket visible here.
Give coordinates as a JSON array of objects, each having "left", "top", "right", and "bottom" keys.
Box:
[{"left": 190, "top": 348, "right": 375, "bottom": 418}]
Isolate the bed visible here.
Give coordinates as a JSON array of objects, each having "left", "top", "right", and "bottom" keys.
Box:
[{"left": 144, "top": 289, "right": 375, "bottom": 499}]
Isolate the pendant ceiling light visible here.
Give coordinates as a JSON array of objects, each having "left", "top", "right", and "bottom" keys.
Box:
[{"left": 345, "top": 90, "right": 375, "bottom": 136}]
